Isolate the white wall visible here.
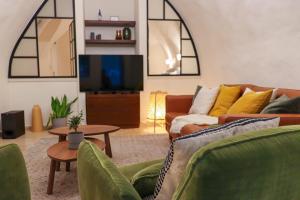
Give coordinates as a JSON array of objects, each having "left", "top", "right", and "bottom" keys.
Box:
[
  {"left": 0, "top": 0, "right": 42, "bottom": 127},
  {"left": 1, "top": 0, "right": 300, "bottom": 127},
  {"left": 0, "top": 0, "right": 85, "bottom": 127},
  {"left": 169, "top": 0, "right": 300, "bottom": 89},
  {"left": 84, "top": 0, "right": 137, "bottom": 55}
]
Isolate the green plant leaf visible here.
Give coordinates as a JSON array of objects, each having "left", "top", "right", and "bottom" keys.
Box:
[
  {"left": 67, "top": 111, "right": 83, "bottom": 133},
  {"left": 48, "top": 95, "right": 79, "bottom": 121}
]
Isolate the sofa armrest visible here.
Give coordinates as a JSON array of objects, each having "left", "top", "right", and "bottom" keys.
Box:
[
  {"left": 218, "top": 114, "right": 300, "bottom": 126},
  {"left": 166, "top": 95, "right": 193, "bottom": 114}
]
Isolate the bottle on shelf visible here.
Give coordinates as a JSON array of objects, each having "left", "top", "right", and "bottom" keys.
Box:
[
  {"left": 116, "top": 30, "right": 123, "bottom": 40},
  {"left": 98, "top": 9, "right": 102, "bottom": 20},
  {"left": 90, "top": 32, "right": 95, "bottom": 40},
  {"left": 96, "top": 34, "right": 102, "bottom": 40}
]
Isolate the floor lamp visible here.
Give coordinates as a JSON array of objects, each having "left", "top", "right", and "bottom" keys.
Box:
[{"left": 147, "top": 91, "right": 168, "bottom": 133}]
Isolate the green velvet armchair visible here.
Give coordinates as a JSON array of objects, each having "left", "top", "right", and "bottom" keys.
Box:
[
  {"left": 0, "top": 144, "right": 31, "bottom": 200},
  {"left": 77, "top": 125, "right": 300, "bottom": 200}
]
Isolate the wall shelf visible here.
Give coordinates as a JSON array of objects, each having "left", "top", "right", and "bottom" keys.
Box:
[
  {"left": 85, "top": 39, "right": 136, "bottom": 46},
  {"left": 85, "top": 20, "right": 136, "bottom": 27}
]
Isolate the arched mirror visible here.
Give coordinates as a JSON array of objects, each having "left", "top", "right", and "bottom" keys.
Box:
[
  {"left": 9, "top": 0, "right": 77, "bottom": 78},
  {"left": 147, "top": 0, "right": 200, "bottom": 76}
]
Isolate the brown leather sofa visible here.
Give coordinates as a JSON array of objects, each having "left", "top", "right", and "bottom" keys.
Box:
[{"left": 166, "top": 84, "right": 300, "bottom": 140}]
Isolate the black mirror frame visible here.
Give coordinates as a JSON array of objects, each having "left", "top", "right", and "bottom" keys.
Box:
[
  {"left": 147, "top": 0, "right": 201, "bottom": 76},
  {"left": 8, "top": 0, "right": 77, "bottom": 79}
]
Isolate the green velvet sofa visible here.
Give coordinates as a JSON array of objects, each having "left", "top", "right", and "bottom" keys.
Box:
[
  {"left": 77, "top": 125, "right": 300, "bottom": 200},
  {"left": 0, "top": 144, "right": 31, "bottom": 200}
]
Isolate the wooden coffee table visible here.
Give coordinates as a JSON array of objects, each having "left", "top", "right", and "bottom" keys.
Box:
[
  {"left": 49, "top": 125, "right": 120, "bottom": 157},
  {"left": 47, "top": 138, "right": 105, "bottom": 194}
]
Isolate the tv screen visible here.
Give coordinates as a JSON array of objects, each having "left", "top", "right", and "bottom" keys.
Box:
[{"left": 79, "top": 55, "right": 143, "bottom": 92}]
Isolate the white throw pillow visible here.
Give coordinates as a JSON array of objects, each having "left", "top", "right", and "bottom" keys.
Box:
[
  {"left": 243, "top": 88, "right": 278, "bottom": 102},
  {"left": 153, "top": 117, "right": 280, "bottom": 200},
  {"left": 189, "top": 86, "right": 220, "bottom": 115}
]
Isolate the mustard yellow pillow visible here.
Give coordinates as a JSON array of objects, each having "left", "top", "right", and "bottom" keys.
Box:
[
  {"left": 227, "top": 90, "right": 273, "bottom": 114},
  {"left": 209, "top": 85, "right": 241, "bottom": 117}
]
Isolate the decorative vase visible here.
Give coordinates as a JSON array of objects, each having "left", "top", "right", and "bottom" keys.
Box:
[
  {"left": 98, "top": 9, "right": 102, "bottom": 20},
  {"left": 90, "top": 32, "right": 95, "bottom": 40},
  {"left": 52, "top": 118, "right": 67, "bottom": 128},
  {"left": 116, "top": 30, "right": 122, "bottom": 40},
  {"left": 68, "top": 132, "right": 84, "bottom": 149},
  {"left": 123, "top": 27, "right": 131, "bottom": 40},
  {"left": 96, "top": 34, "right": 102, "bottom": 40},
  {"left": 31, "top": 105, "right": 44, "bottom": 132}
]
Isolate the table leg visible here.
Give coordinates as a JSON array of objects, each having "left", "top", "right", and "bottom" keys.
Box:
[
  {"left": 47, "top": 159, "right": 56, "bottom": 195},
  {"left": 59, "top": 135, "right": 67, "bottom": 142},
  {"left": 56, "top": 136, "right": 66, "bottom": 171},
  {"left": 56, "top": 162, "right": 60, "bottom": 171},
  {"left": 66, "top": 162, "right": 70, "bottom": 172},
  {"left": 104, "top": 133, "right": 112, "bottom": 158}
]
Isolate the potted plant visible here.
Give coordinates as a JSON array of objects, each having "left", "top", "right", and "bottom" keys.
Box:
[
  {"left": 67, "top": 111, "right": 84, "bottom": 149},
  {"left": 47, "top": 95, "right": 78, "bottom": 129}
]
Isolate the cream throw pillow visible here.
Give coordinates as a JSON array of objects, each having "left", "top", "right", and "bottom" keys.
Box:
[
  {"left": 189, "top": 86, "right": 220, "bottom": 115},
  {"left": 243, "top": 88, "right": 278, "bottom": 102}
]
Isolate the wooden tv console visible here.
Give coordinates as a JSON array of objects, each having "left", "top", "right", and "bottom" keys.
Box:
[{"left": 86, "top": 93, "right": 140, "bottom": 128}]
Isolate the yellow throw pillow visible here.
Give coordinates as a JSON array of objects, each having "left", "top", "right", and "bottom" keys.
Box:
[
  {"left": 209, "top": 85, "right": 241, "bottom": 117},
  {"left": 227, "top": 90, "right": 273, "bottom": 114}
]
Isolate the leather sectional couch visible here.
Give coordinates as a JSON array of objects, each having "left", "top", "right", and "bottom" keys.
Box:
[{"left": 166, "top": 84, "right": 300, "bottom": 140}]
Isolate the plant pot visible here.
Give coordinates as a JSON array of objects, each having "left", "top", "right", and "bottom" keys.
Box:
[
  {"left": 52, "top": 118, "right": 67, "bottom": 128},
  {"left": 68, "top": 132, "right": 84, "bottom": 150}
]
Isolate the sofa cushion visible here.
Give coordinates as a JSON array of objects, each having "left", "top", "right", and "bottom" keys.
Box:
[
  {"left": 119, "top": 159, "right": 163, "bottom": 181},
  {"left": 153, "top": 118, "right": 280, "bottom": 200},
  {"left": 227, "top": 90, "right": 273, "bottom": 114},
  {"left": 262, "top": 96, "right": 300, "bottom": 114},
  {"left": 189, "top": 86, "right": 220, "bottom": 115},
  {"left": 130, "top": 161, "right": 164, "bottom": 198},
  {"left": 77, "top": 140, "right": 142, "bottom": 200},
  {"left": 192, "top": 85, "right": 202, "bottom": 102},
  {"left": 244, "top": 87, "right": 278, "bottom": 102},
  {"left": 261, "top": 95, "right": 290, "bottom": 113},
  {"left": 173, "top": 125, "right": 300, "bottom": 200},
  {"left": 0, "top": 144, "right": 31, "bottom": 200},
  {"left": 209, "top": 85, "right": 241, "bottom": 116}
]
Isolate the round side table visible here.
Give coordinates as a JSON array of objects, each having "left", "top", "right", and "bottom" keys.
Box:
[{"left": 47, "top": 138, "right": 105, "bottom": 194}]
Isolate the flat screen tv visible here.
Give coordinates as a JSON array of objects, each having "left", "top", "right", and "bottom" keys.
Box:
[{"left": 79, "top": 55, "right": 143, "bottom": 92}]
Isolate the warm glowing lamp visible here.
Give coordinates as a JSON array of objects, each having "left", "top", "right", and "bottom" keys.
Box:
[{"left": 147, "top": 91, "right": 168, "bottom": 132}]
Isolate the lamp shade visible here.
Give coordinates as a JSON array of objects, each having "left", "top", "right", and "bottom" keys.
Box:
[{"left": 147, "top": 91, "right": 168, "bottom": 120}]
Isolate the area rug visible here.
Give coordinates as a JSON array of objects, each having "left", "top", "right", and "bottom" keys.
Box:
[{"left": 24, "top": 134, "right": 169, "bottom": 200}]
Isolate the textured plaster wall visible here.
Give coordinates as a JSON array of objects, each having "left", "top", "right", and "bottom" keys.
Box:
[
  {"left": 0, "top": 0, "right": 84, "bottom": 126},
  {"left": 169, "top": 0, "right": 300, "bottom": 88},
  {"left": 1, "top": 0, "right": 300, "bottom": 126}
]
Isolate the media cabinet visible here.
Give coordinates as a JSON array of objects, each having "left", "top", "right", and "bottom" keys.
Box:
[{"left": 86, "top": 93, "right": 140, "bottom": 128}]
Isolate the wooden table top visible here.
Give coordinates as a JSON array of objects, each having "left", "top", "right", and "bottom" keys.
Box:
[
  {"left": 48, "top": 125, "right": 120, "bottom": 136},
  {"left": 47, "top": 138, "right": 105, "bottom": 162}
]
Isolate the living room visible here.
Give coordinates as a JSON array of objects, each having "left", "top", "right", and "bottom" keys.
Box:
[{"left": 1, "top": 0, "right": 300, "bottom": 200}]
